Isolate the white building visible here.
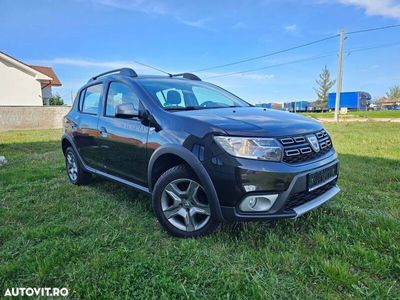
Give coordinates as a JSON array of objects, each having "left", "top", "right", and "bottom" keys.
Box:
[{"left": 0, "top": 51, "right": 62, "bottom": 106}]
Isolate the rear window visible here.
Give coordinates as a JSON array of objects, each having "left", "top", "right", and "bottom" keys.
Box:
[{"left": 81, "top": 84, "right": 102, "bottom": 115}]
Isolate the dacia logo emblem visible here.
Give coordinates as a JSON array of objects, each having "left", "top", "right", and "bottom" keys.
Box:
[{"left": 306, "top": 134, "right": 320, "bottom": 152}]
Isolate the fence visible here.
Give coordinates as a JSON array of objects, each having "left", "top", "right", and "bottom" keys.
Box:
[{"left": 0, "top": 106, "right": 71, "bottom": 131}]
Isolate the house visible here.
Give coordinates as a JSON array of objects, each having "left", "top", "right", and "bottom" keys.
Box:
[
  {"left": 0, "top": 51, "right": 62, "bottom": 106},
  {"left": 255, "top": 102, "right": 283, "bottom": 110},
  {"left": 376, "top": 97, "right": 400, "bottom": 108}
]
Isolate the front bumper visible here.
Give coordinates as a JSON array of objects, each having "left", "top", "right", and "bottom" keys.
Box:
[
  {"left": 208, "top": 151, "right": 340, "bottom": 222},
  {"left": 221, "top": 183, "right": 340, "bottom": 221},
  {"left": 292, "top": 184, "right": 340, "bottom": 217}
]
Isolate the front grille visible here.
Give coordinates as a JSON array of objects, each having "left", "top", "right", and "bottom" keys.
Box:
[
  {"left": 279, "top": 129, "right": 333, "bottom": 164},
  {"left": 284, "top": 180, "right": 337, "bottom": 210}
]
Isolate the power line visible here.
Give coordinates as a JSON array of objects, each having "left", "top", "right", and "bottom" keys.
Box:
[
  {"left": 192, "top": 34, "right": 339, "bottom": 73},
  {"left": 204, "top": 53, "right": 335, "bottom": 79},
  {"left": 205, "top": 41, "right": 400, "bottom": 80},
  {"left": 346, "top": 24, "right": 400, "bottom": 35},
  {"left": 346, "top": 40, "right": 400, "bottom": 54},
  {"left": 192, "top": 24, "right": 400, "bottom": 74}
]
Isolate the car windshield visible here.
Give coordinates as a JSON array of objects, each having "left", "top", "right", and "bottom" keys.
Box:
[{"left": 138, "top": 78, "right": 250, "bottom": 110}]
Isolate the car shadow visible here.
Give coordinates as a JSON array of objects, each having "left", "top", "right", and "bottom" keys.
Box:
[{"left": 77, "top": 152, "right": 400, "bottom": 242}]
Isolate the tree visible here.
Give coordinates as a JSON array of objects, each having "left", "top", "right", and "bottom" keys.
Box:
[
  {"left": 48, "top": 94, "right": 64, "bottom": 106},
  {"left": 385, "top": 85, "right": 400, "bottom": 99},
  {"left": 314, "top": 66, "right": 336, "bottom": 108}
]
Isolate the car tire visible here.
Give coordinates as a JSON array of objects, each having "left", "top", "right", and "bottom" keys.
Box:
[
  {"left": 152, "top": 164, "right": 220, "bottom": 238},
  {"left": 65, "top": 147, "right": 92, "bottom": 185}
]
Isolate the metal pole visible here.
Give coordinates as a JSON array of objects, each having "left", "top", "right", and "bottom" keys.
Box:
[{"left": 334, "top": 28, "right": 345, "bottom": 122}]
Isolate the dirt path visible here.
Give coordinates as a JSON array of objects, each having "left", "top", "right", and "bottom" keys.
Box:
[{"left": 317, "top": 118, "right": 400, "bottom": 123}]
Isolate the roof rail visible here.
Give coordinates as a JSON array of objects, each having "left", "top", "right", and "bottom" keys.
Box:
[
  {"left": 89, "top": 68, "right": 138, "bottom": 82},
  {"left": 171, "top": 73, "right": 201, "bottom": 81}
]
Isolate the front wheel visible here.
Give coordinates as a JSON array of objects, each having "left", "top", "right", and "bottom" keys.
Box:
[{"left": 152, "top": 165, "right": 220, "bottom": 238}]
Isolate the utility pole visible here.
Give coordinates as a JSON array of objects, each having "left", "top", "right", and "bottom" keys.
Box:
[{"left": 334, "top": 28, "right": 345, "bottom": 122}]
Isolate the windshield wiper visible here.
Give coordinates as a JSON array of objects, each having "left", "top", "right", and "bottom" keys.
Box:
[
  {"left": 202, "top": 105, "right": 241, "bottom": 109},
  {"left": 164, "top": 105, "right": 244, "bottom": 111},
  {"left": 164, "top": 106, "right": 204, "bottom": 111}
]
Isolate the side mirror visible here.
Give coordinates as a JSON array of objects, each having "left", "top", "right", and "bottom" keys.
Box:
[{"left": 115, "top": 103, "right": 138, "bottom": 118}]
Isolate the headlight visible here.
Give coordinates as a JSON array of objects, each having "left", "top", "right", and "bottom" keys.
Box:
[{"left": 214, "top": 136, "right": 283, "bottom": 161}]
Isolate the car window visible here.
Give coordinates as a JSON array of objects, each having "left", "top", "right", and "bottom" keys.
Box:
[
  {"left": 139, "top": 79, "right": 250, "bottom": 110},
  {"left": 155, "top": 89, "right": 185, "bottom": 107},
  {"left": 78, "top": 89, "right": 85, "bottom": 111},
  {"left": 192, "top": 86, "right": 235, "bottom": 106},
  {"left": 82, "top": 84, "right": 102, "bottom": 115},
  {"left": 106, "top": 82, "right": 139, "bottom": 117}
]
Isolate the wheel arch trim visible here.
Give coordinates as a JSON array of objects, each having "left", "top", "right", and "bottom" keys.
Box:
[
  {"left": 61, "top": 134, "right": 90, "bottom": 173},
  {"left": 148, "top": 144, "right": 224, "bottom": 221}
]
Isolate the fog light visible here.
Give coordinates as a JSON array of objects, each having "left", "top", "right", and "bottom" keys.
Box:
[
  {"left": 239, "top": 194, "right": 278, "bottom": 212},
  {"left": 249, "top": 198, "right": 257, "bottom": 208}
]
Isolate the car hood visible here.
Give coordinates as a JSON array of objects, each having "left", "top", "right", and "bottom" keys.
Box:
[{"left": 174, "top": 107, "right": 323, "bottom": 137}]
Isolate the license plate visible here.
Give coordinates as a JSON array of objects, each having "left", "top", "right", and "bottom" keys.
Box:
[{"left": 308, "top": 164, "right": 338, "bottom": 191}]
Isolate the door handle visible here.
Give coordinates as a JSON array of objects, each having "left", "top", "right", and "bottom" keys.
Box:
[{"left": 99, "top": 127, "right": 108, "bottom": 137}]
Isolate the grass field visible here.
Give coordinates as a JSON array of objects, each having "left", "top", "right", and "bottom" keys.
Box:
[
  {"left": 1, "top": 123, "right": 399, "bottom": 299},
  {"left": 302, "top": 110, "right": 400, "bottom": 119}
]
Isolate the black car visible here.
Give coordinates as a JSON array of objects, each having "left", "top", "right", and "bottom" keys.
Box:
[{"left": 62, "top": 68, "right": 340, "bottom": 237}]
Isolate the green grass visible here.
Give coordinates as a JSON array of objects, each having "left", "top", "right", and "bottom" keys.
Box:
[
  {"left": 302, "top": 110, "right": 400, "bottom": 119},
  {"left": 1, "top": 124, "right": 399, "bottom": 299}
]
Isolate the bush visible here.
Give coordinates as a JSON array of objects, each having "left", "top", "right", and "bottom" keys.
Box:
[{"left": 48, "top": 94, "right": 64, "bottom": 106}]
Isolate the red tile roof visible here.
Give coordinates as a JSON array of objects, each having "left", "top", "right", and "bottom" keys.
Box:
[
  {"left": 0, "top": 51, "right": 62, "bottom": 86},
  {"left": 29, "top": 65, "right": 62, "bottom": 86}
]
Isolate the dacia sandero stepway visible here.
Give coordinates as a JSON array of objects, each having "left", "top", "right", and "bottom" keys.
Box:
[{"left": 62, "top": 68, "right": 340, "bottom": 237}]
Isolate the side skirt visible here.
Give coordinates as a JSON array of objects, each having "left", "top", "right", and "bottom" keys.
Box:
[{"left": 85, "top": 165, "right": 151, "bottom": 194}]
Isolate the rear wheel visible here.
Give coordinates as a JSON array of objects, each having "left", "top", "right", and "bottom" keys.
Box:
[
  {"left": 152, "top": 165, "right": 220, "bottom": 237},
  {"left": 65, "top": 147, "right": 92, "bottom": 185}
]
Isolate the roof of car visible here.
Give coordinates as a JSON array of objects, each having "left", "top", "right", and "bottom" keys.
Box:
[
  {"left": 88, "top": 68, "right": 202, "bottom": 83},
  {"left": 135, "top": 75, "right": 201, "bottom": 81}
]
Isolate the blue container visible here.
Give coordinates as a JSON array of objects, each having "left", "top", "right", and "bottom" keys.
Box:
[
  {"left": 328, "top": 92, "right": 371, "bottom": 110},
  {"left": 289, "top": 101, "right": 309, "bottom": 111}
]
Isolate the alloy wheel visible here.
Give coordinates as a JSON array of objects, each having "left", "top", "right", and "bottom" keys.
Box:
[
  {"left": 161, "top": 178, "right": 211, "bottom": 232},
  {"left": 66, "top": 152, "right": 78, "bottom": 182}
]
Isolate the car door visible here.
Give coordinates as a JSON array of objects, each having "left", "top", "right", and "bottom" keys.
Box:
[
  {"left": 97, "top": 81, "right": 149, "bottom": 186},
  {"left": 73, "top": 83, "right": 103, "bottom": 169}
]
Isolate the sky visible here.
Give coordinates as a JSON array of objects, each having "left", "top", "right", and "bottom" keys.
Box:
[{"left": 1, "top": 0, "right": 400, "bottom": 104}]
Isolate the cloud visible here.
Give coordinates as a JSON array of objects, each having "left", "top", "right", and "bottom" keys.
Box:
[
  {"left": 93, "top": 0, "right": 168, "bottom": 15},
  {"left": 284, "top": 24, "right": 298, "bottom": 33},
  {"left": 33, "top": 58, "right": 275, "bottom": 81},
  {"left": 203, "top": 71, "right": 275, "bottom": 81},
  {"left": 232, "top": 21, "right": 246, "bottom": 29},
  {"left": 31, "top": 58, "right": 166, "bottom": 73},
  {"left": 235, "top": 73, "right": 275, "bottom": 80},
  {"left": 175, "top": 17, "right": 214, "bottom": 31},
  {"left": 92, "top": 0, "right": 215, "bottom": 29},
  {"left": 338, "top": 0, "right": 400, "bottom": 18}
]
